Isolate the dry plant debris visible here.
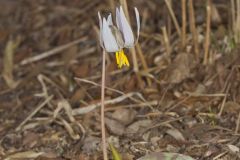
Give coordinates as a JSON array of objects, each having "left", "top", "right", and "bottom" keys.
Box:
[{"left": 0, "top": 0, "right": 240, "bottom": 159}]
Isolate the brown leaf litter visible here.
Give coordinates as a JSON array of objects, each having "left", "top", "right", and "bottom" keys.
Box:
[{"left": 1, "top": 0, "right": 240, "bottom": 159}]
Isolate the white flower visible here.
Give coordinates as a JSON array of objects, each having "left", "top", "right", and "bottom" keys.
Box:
[{"left": 98, "top": 6, "right": 140, "bottom": 68}]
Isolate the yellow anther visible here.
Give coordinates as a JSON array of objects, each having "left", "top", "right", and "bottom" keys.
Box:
[
  {"left": 116, "top": 51, "right": 119, "bottom": 65},
  {"left": 115, "top": 49, "right": 129, "bottom": 68}
]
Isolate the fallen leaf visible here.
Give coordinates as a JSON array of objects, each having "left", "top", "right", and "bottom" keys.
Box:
[
  {"left": 70, "top": 88, "right": 86, "bottom": 104},
  {"left": 137, "top": 152, "right": 195, "bottom": 160},
  {"left": 112, "top": 108, "right": 137, "bottom": 125},
  {"left": 71, "top": 63, "right": 89, "bottom": 78},
  {"left": 2, "top": 37, "right": 21, "bottom": 89},
  {"left": 164, "top": 53, "right": 195, "bottom": 84},
  {"left": 105, "top": 117, "right": 125, "bottom": 136},
  {"left": 126, "top": 120, "right": 152, "bottom": 135},
  {"left": 227, "top": 144, "right": 239, "bottom": 154},
  {"left": 82, "top": 136, "right": 101, "bottom": 154},
  {"left": 166, "top": 129, "right": 185, "bottom": 142},
  {"left": 4, "top": 151, "right": 44, "bottom": 160}
]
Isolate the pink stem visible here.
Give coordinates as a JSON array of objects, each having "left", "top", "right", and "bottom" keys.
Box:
[{"left": 101, "top": 50, "right": 108, "bottom": 160}]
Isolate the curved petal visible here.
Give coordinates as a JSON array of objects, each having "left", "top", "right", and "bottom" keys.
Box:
[
  {"left": 107, "top": 14, "right": 113, "bottom": 26},
  {"left": 116, "top": 7, "right": 121, "bottom": 30},
  {"left": 102, "top": 18, "right": 119, "bottom": 52},
  {"left": 134, "top": 7, "right": 140, "bottom": 43},
  {"left": 98, "top": 12, "right": 103, "bottom": 47},
  {"left": 119, "top": 6, "right": 134, "bottom": 47}
]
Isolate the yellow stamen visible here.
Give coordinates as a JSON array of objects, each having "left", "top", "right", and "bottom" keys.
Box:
[
  {"left": 119, "top": 50, "right": 123, "bottom": 68},
  {"left": 116, "top": 51, "right": 119, "bottom": 65},
  {"left": 115, "top": 49, "right": 129, "bottom": 68}
]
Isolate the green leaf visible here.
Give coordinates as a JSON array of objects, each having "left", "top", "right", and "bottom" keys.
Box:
[{"left": 109, "top": 143, "right": 122, "bottom": 160}]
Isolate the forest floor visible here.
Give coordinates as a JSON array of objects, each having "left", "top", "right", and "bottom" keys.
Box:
[{"left": 1, "top": 0, "right": 240, "bottom": 160}]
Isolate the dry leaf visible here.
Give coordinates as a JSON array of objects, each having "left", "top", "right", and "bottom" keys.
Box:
[
  {"left": 4, "top": 151, "right": 44, "bottom": 160},
  {"left": 2, "top": 37, "right": 21, "bottom": 89},
  {"left": 166, "top": 129, "right": 186, "bottom": 142},
  {"left": 227, "top": 144, "right": 240, "bottom": 154},
  {"left": 137, "top": 152, "right": 195, "bottom": 160},
  {"left": 164, "top": 53, "right": 195, "bottom": 84},
  {"left": 105, "top": 117, "right": 125, "bottom": 136},
  {"left": 112, "top": 108, "right": 136, "bottom": 126},
  {"left": 126, "top": 120, "right": 152, "bottom": 135},
  {"left": 82, "top": 136, "right": 101, "bottom": 154},
  {"left": 70, "top": 88, "right": 86, "bottom": 104},
  {"left": 71, "top": 63, "right": 89, "bottom": 78}
]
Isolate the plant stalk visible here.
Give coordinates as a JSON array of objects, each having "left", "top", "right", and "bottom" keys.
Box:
[{"left": 101, "top": 50, "right": 108, "bottom": 160}]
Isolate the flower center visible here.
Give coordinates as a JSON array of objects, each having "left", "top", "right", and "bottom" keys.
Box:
[{"left": 115, "top": 49, "right": 129, "bottom": 68}]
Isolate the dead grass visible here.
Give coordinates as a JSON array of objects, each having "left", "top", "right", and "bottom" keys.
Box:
[{"left": 0, "top": 0, "right": 240, "bottom": 160}]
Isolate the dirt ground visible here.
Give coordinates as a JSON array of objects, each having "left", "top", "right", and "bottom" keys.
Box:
[{"left": 1, "top": 0, "right": 240, "bottom": 160}]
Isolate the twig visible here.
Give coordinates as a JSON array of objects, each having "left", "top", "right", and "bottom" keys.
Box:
[
  {"left": 20, "top": 37, "right": 87, "bottom": 65},
  {"left": 166, "top": 96, "right": 191, "bottom": 112},
  {"left": 218, "top": 84, "right": 231, "bottom": 117},
  {"left": 231, "top": 0, "right": 236, "bottom": 40},
  {"left": 203, "top": 0, "right": 212, "bottom": 65},
  {"left": 101, "top": 50, "right": 108, "bottom": 160},
  {"left": 167, "top": 0, "right": 172, "bottom": 36},
  {"left": 84, "top": 68, "right": 128, "bottom": 80},
  {"left": 236, "top": 0, "right": 240, "bottom": 43},
  {"left": 15, "top": 95, "right": 54, "bottom": 131},
  {"left": 235, "top": 111, "right": 240, "bottom": 133},
  {"left": 184, "top": 92, "right": 226, "bottom": 97},
  {"left": 188, "top": 0, "right": 199, "bottom": 58},
  {"left": 164, "top": 0, "right": 181, "bottom": 37},
  {"left": 181, "top": 0, "right": 186, "bottom": 49},
  {"left": 136, "top": 44, "right": 151, "bottom": 86},
  {"left": 72, "top": 92, "right": 141, "bottom": 115},
  {"left": 212, "top": 151, "right": 228, "bottom": 160},
  {"left": 144, "top": 117, "right": 184, "bottom": 133},
  {"left": 161, "top": 26, "right": 171, "bottom": 57},
  {"left": 105, "top": 100, "right": 158, "bottom": 111},
  {"left": 74, "top": 77, "right": 125, "bottom": 95},
  {"left": 74, "top": 77, "right": 152, "bottom": 108}
]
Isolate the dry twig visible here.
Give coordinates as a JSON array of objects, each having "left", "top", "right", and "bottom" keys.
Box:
[
  {"left": 15, "top": 95, "right": 54, "bottom": 131},
  {"left": 188, "top": 0, "right": 199, "bottom": 58},
  {"left": 181, "top": 0, "right": 186, "bottom": 49},
  {"left": 203, "top": 0, "right": 212, "bottom": 65},
  {"left": 20, "top": 37, "right": 87, "bottom": 65},
  {"left": 72, "top": 92, "right": 142, "bottom": 115},
  {"left": 164, "top": 0, "right": 181, "bottom": 37}
]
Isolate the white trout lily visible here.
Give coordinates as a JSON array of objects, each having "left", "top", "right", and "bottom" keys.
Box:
[{"left": 98, "top": 6, "right": 140, "bottom": 68}]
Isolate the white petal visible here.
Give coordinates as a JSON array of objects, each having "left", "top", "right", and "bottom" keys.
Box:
[
  {"left": 116, "top": 7, "right": 121, "bottom": 29},
  {"left": 98, "top": 12, "right": 103, "bottom": 47},
  {"left": 102, "top": 18, "right": 119, "bottom": 52},
  {"left": 119, "top": 6, "right": 134, "bottom": 47},
  {"left": 107, "top": 14, "right": 113, "bottom": 25},
  {"left": 134, "top": 7, "right": 140, "bottom": 42}
]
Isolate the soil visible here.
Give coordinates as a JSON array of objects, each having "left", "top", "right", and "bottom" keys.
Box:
[{"left": 0, "top": 0, "right": 240, "bottom": 160}]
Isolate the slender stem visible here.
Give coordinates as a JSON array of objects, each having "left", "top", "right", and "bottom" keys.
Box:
[
  {"left": 101, "top": 50, "right": 108, "bottom": 160},
  {"left": 231, "top": 0, "right": 236, "bottom": 35},
  {"left": 189, "top": 0, "right": 199, "bottom": 58},
  {"left": 181, "top": 0, "right": 186, "bottom": 49},
  {"left": 164, "top": 0, "right": 181, "bottom": 37},
  {"left": 237, "top": 0, "right": 240, "bottom": 43},
  {"left": 203, "top": 0, "right": 211, "bottom": 65}
]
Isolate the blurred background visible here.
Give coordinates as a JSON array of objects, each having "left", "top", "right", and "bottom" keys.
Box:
[{"left": 0, "top": 0, "right": 240, "bottom": 159}]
